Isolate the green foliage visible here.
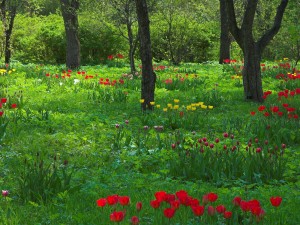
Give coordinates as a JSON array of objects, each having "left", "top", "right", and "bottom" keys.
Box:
[
  {"left": 17, "top": 152, "right": 74, "bottom": 203},
  {"left": 12, "top": 14, "right": 65, "bottom": 64}
]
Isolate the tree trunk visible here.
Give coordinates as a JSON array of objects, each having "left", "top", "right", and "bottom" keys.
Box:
[
  {"left": 219, "top": 0, "right": 231, "bottom": 64},
  {"left": 60, "top": 0, "right": 80, "bottom": 69},
  {"left": 135, "top": 0, "right": 156, "bottom": 111},
  {"left": 225, "top": 0, "right": 289, "bottom": 102},
  {"left": 242, "top": 43, "right": 263, "bottom": 101},
  {"left": 127, "top": 21, "right": 136, "bottom": 75},
  {"left": 0, "top": 1, "right": 17, "bottom": 64},
  {"left": 4, "top": 6, "right": 16, "bottom": 64}
]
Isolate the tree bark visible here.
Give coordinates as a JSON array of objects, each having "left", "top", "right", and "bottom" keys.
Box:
[
  {"left": 60, "top": 0, "right": 80, "bottom": 69},
  {"left": 225, "top": 0, "right": 289, "bottom": 102},
  {"left": 0, "top": 0, "right": 17, "bottom": 64},
  {"left": 219, "top": 0, "right": 231, "bottom": 64},
  {"left": 135, "top": 0, "right": 156, "bottom": 111},
  {"left": 127, "top": 19, "right": 137, "bottom": 74}
]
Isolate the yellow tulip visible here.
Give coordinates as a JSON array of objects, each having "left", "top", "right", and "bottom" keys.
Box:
[
  {"left": 174, "top": 99, "right": 180, "bottom": 103},
  {"left": 174, "top": 105, "right": 179, "bottom": 109},
  {"left": 156, "top": 105, "right": 161, "bottom": 108},
  {"left": 208, "top": 106, "right": 213, "bottom": 109},
  {"left": 140, "top": 99, "right": 145, "bottom": 103},
  {"left": 150, "top": 101, "right": 155, "bottom": 105},
  {"left": 163, "top": 108, "right": 168, "bottom": 112}
]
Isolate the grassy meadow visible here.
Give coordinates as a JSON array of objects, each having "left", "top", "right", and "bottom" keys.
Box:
[{"left": 0, "top": 59, "right": 299, "bottom": 224}]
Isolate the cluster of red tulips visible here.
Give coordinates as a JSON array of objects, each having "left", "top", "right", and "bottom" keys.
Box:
[
  {"left": 250, "top": 89, "right": 299, "bottom": 119},
  {"left": 96, "top": 190, "right": 282, "bottom": 224}
]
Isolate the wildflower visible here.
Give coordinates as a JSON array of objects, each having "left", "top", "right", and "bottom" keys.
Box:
[
  {"left": 208, "top": 105, "right": 213, "bottom": 109},
  {"left": 163, "top": 108, "right": 168, "bottom": 112},
  {"left": 140, "top": 99, "right": 144, "bottom": 103},
  {"left": 173, "top": 105, "right": 179, "bottom": 110},
  {"left": 174, "top": 99, "right": 179, "bottom": 103},
  {"left": 150, "top": 101, "right": 155, "bottom": 106},
  {"left": 270, "top": 196, "right": 282, "bottom": 207},
  {"left": 156, "top": 105, "right": 160, "bottom": 108},
  {"left": 171, "top": 144, "right": 176, "bottom": 149},
  {"left": 115, "top": 124, "right": 120, "bottom": 129}
]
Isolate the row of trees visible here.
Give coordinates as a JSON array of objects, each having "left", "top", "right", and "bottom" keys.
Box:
[{"left": 0, "top": 0, "right": 295, "bottom": 106}]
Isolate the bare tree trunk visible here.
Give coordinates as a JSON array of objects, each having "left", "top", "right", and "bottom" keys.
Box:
[
  {"left": 135, "top": 0, "right": 156, "bottom": 111},
  {"left": 225, "top": 0, "right": 289, "bottom": 102},
  {"left": 127, "top": 20, "right": 136, "bottom": 74},
  {"left": 219, "top": 0, "right": 230, "bottom": 64},
  {"left": 60, "top": 0, "right": 80, "bottom": 69},
  {"left": 0, "top": 0, "right": 17, "bottom": 64},
  {"left": 243, "top": 43, "right": 263, "bottom": 101}
]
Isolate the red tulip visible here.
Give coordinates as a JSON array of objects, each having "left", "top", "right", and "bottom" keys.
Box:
[
  {"left": 170, "top": 200, "right": 180, "bottom": 210},
  {"left": 110, "top": 211, "right": 125, "bottom": 222},
  {"left": 131, "top": 216, "right": 139, "bottom": 225},
  {"left": 163, "top": 208, "right": 175, "bottom": 219},
  {"left": 107, "top": 195, "right": 119, "bottom": 205},
  {"left": 119, "top": 196, "right": 130, "bottom": 206},
  {"left": 1, "top": 98, "right": 7, "bottom": 103},
  {"left": 96, "top": 198, "right": 106, "bottom": 207},
  {"left": 270, "top": 196, "right": 282, "bottom": 207},
  {"left": 208, "top": 205, "right": 215, "bottom": 216},
  {"left": 150, "top": 199, "right": 160, "bottom": 209},
  {"left": 0, "top": 111, "right": 3, "bottom": 117},
  {"left": 223, "top": 211, "right": 232, "bottom": 219},
  {"left": 233, "top": 196, "right": 242, "bottom": 206},
  {"left": 136, "top": 202, "right": 142, "bottom": 211},
  {"left": 258, "top": 105, "right": 266, "bottom": 111},
  {"left": 191, "top": 205, "right": 204, "bottom": 216},
  {"left": 155, "top": 191, "right": 167, "bottom": 202},
  {"left": 216, "top": 205, "right": 226, "bottom": 213},
  {"left": 2, "top": 190, "right": 9, "bottom": 197},
  {"left": 207, "top": 192, "right": 218, "bottom": 202},
  {"left": 11, "top": 103, "right": 17, "bottom": 109}
]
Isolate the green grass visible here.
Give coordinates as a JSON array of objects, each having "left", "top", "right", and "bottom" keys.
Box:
[{"left": 0, "top": 61, "right": 299, "bottom": 224}]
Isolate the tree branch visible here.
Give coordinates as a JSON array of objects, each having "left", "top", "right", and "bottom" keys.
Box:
[
  {"left": 241, "top": 0, "right": 258, "bottom": 33},
  {"left": 224, "top": 0, "right": 242, "bottom": 46},
  {"left": 257, "top": 0, "right": 289, "bottom": 51}
]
